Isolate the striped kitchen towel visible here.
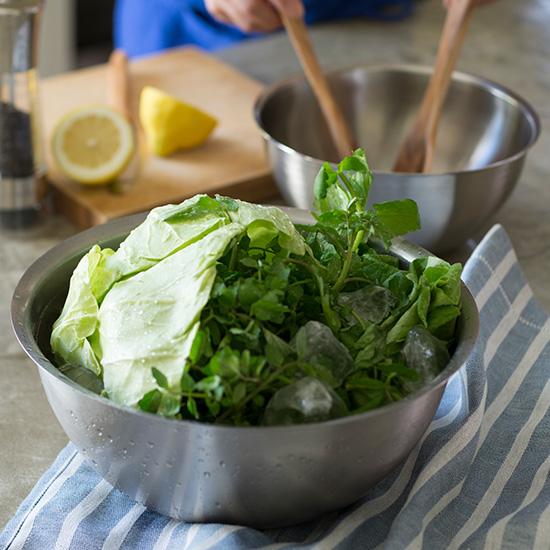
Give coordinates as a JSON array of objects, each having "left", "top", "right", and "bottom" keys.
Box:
[{"left": 2, "top": 223, "right": 550, "bottom": 550}]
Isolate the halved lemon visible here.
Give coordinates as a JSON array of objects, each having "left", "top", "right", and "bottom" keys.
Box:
[
  {"left": 51, "top": 104, "right": 135, "bottom": 185},
  {"left": 139, "top": 86, "right": 217, "bottom": 156}
]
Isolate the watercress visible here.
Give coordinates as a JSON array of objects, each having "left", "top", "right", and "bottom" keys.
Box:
[{"left": 52, "top": 149, "right": 462, "bottom": 426}]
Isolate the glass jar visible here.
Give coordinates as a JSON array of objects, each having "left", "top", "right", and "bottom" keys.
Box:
[{"left": 0, "top": 0, "right": 49, "bottom": 233}]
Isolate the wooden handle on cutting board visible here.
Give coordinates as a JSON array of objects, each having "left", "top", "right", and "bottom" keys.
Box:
[{"left": 107, "top": 49, "right": 131, "bottom": 119}]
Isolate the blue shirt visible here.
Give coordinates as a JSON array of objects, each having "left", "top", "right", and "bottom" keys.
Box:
[{"left": 113, "top": 0, "right": 414, "bottom": 58}]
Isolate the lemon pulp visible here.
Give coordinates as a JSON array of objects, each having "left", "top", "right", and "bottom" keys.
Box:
[
  {"left": 51, "top": 104, "right": 134, "bottom": 185},
  {"left": 139, "top": 86, "right": 217, "bottom": 156}
]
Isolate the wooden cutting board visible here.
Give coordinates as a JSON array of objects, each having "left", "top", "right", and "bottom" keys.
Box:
[{"left": 40, "top": 47, "right": 279, "bottom": 229}]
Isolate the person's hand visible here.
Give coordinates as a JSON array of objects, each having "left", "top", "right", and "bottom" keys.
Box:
[
  {"left": 443, "top": 0, "right": 499, "bottom": 6},
  {"left": 204, "top": 0, "right": 304, "bottom": 34}
]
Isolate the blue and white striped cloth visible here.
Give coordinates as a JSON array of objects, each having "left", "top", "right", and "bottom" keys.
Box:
[{"left": 2, "top": 223, "right": 550, "bottom": 550}]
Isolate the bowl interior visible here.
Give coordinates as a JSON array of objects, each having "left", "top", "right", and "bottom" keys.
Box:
[{"left": 256, "top": 65, "right": 539, "bottom": 173}]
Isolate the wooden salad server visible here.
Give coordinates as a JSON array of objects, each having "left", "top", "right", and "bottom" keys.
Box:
[
  {"left": 392, "top": 0, "right": 476, "bottom": 173},
  {"left": 280, "top": 13, "right": 357, "bottom": 160}
]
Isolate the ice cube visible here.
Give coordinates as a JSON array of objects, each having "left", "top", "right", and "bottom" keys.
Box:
[
  {"left": 262, "top": 376, "right": 348, "bottom": 425},
  {"left": 293, "top": 320, "right": 354, "bottom": 385},
  {"left": 338, "top": 286, "right": 397, "bottom": 325},
  {"left": 401, "top": 326, "right": 450, "bottom": 395}
]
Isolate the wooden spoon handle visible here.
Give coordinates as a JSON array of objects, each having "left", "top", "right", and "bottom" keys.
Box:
[
  {"left": 393, "top": 0, "right": 476, "bottom": 173},
  {"left": 281, "top": 14, "right": 356, "bottom": 160},
  {"left": 107, "top": 49, "right": 131, "bottom": 120}
]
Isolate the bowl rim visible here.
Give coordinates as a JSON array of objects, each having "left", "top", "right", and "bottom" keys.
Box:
[
  {"left": 11, "top": 207, "right": 480, "bottom": 434},
  {"left": 253, "top": 63, "right": 541, "bottom": 176}
]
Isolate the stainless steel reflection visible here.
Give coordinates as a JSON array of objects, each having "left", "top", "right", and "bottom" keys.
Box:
[
  {"left": 254, "top": 65, "right": 540, "bottom": 253},
  {"left": 11, "top": 211, "right": 479, "bottom": 528}
]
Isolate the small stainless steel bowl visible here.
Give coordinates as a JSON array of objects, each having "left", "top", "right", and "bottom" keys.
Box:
[
  {"left": 254, "top": 64, "right": 540, "bottom": 253},
  {"left": 11, "top": 209, "right": 479, "bottom": 528}
]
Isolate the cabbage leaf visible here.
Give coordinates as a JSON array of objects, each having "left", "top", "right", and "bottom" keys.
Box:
[{"left": 51, "top": 194, "right": 307, "bottom": 408}]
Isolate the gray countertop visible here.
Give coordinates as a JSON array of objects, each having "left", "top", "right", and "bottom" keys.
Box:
[{"left": 1, "top": 0, "right": 548, "bottom": 530}]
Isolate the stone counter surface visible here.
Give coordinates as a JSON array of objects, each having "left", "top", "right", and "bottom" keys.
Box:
[{"left": 1, "top": 0, "right": 548, "bottom": 529}]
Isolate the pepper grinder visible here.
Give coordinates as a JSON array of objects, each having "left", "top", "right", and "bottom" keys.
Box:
[{"left": 0, "top": 0, "right": 49, "bottom": 233}]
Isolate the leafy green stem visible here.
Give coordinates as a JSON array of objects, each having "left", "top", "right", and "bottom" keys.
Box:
[
  {"left": 282, "top": 258, "right": 341, "bottom": 332},
  {"left": 228, "top": 238, "right": 239, "bottom": 271},
  {"left": 214, "top": 360, "right": 301, "bottom": 423},
  {"left": 332, "top": 227, "right": 357, "bottom": 293},
  {"left": 282, "top": 257, "right": 318, "bottom": 276},
  {"left": 338, "top": 172, "right": 358, "bottom": 206}
]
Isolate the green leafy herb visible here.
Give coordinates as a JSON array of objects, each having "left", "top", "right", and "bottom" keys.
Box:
[{"left": 51, "top": 149, "right": 462, "bottom": 426}]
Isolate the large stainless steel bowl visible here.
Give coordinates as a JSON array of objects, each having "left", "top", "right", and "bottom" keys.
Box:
[
  {"left": 254, "top": 65, "right": 540, "bottom": 253},
  {"left": 11, "top": 209, "right": 479, "bottom": 528}
]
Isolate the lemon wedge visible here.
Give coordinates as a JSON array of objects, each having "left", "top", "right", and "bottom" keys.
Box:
[
  {"left": 139, "top": 86, "right": 217, "bottom": 156},
  {"left": 51, "top": 104, "right": 134, "bottom": 185}
]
